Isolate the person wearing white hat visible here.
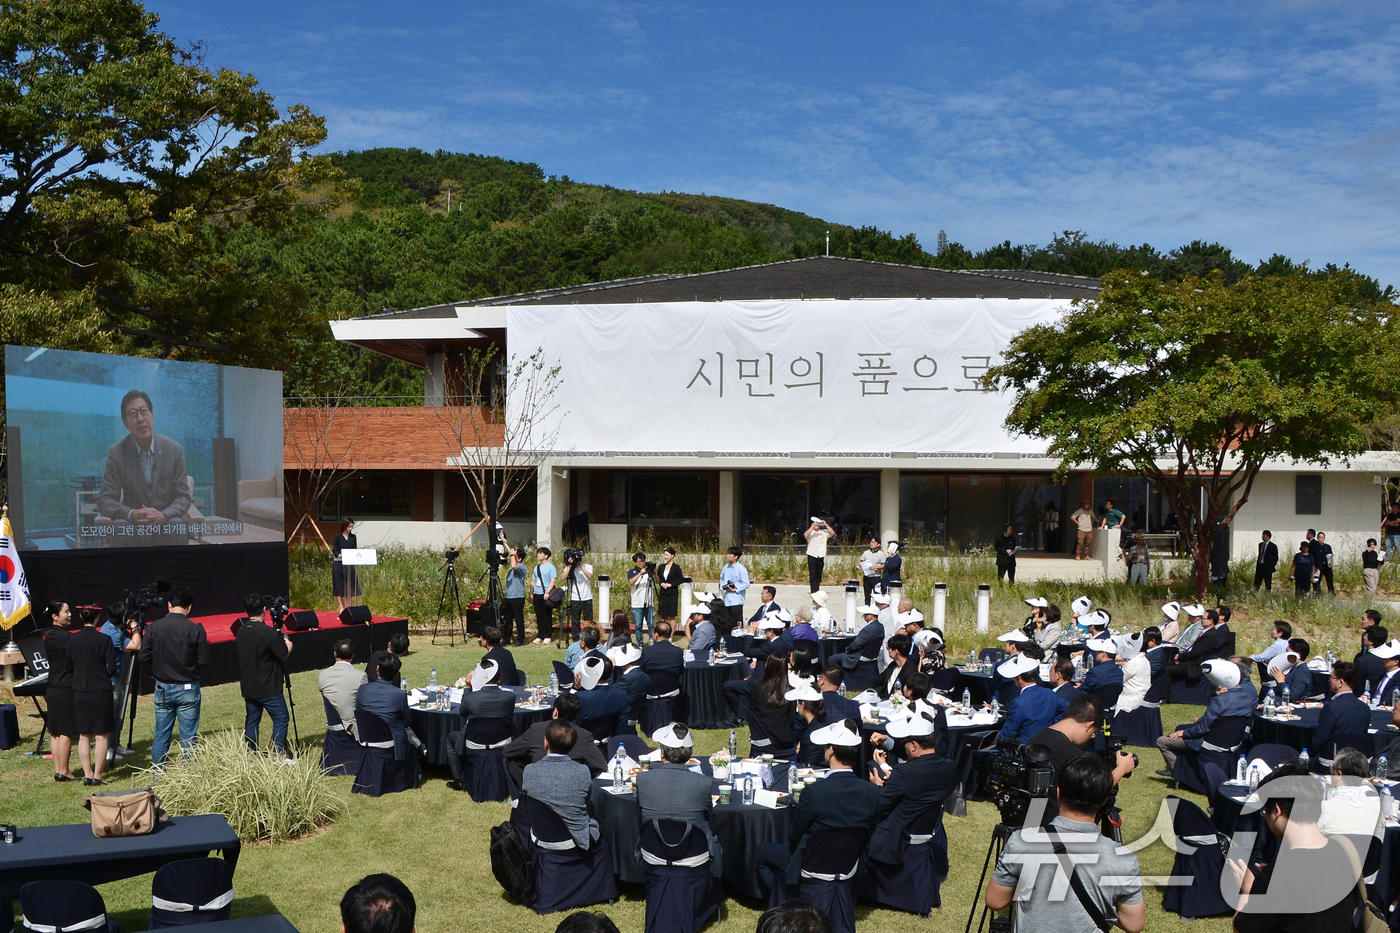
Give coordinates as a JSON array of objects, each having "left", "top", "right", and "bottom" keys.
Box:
[
  {"left": 809, "top": 591, "right": 835, "bottom": 633},
  {"left": 1163, "top": 606, "right": 1220, "bottom": 684},
  {"left": 1367, "top": 640, "right": 1400, "bottom": 708},
  {"left": 740, "top": 614, "right": 790, "bottom": 667},
  {"left": 997, "top": 628, "right": 1031, "bottom": 652},
  {"left": 996, "top": 654, "right": 1070, "bottom": 744},
  {"left": 607, "top": 643, "right": 650, "bottom": 725},
  {"left": 1268, "top": 637, "right": 1313, "bottom": 700},
  {"left": 636, "top": 723, "right": 720, "bottom": 864},
  {"left": 1156, "top": 659, "right": 1257, "bottom": 773},
  {"left": 828, "top": 604, "right": 886, "bottom": 672},
  {"left": 1158, "top": 601, "right": 1182, "bottom": 643},
  {"left": 1071, "top": 595, "right": 1093, "bottom": 619},
  {"left": 879, "top": 541, "right": 903, "bottom": 595},
  {"left": 572, "top": 655, "right": 630, "bottom": 732},
  {"left": 1079, "top": 636, "right": 1123, "bottom": 695},
  {"left": 1114, "top": 633, "right": 1151, "bottom": 714},
  {"left": 753, "top": 717, "right": 882, "bottom": 903},
  {"left": 445, "top": 659, "right": 516, "bottom": 792},
  {"left": 686, "top": 603, "right": 717, "bottom": 653},
  {"left": 1029, "top": 604, "right": 1063, "bottom": 652},
  {"left": 866, "top": 711, "right": 959, "bottom": 870}
]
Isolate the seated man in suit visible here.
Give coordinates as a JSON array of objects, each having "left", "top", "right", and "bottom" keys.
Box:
[
  {"left": 608, "top": 642, "right": 650, "bottom": 730},
  {"left": 565, "top": 626, "right": 605, "bottom": 672},
  {"left": 365, "top": 632, "right": 410, "bottom": 683},
  {"left": 997, "top": 654, "right": 1070, "bottom": 744},
  {"left": 636, "top": 722, "right": 721, "bottom": 866},
  {"left": 1268, "top": 638, "right": 1314, "bottom": 701},
  {"left": 1163, "top": 609, "right": 1220, "bottom": 682},
  {"left": 741, "top": 616, "right": 790, "bottom": 674},
  {"left": 574, "top": 655, "right": 630, "bottom": 737},
  {"left": 878, "top": 633, "right": 920, "bottom": 700},
  {"left": 1313, "top": 661, "right": 1373, "bottom": 761},
  {"left": 828, "top": 605, "right": 886, "bottom": 671},
  {"left": 521, "top": 720, "right": 599, "bottom": 850},
  {"left": 1049, "top": 659, "right": 1080, "bottom": 701},
  {"left": 1154, "top": 658, "right": 1256, "bottom": 774},
  {"left": 503, "top": 693, "right": 606, "bottom": 788},
  {"left": 446, "top": 659, "right": 518, "bottom": 790},
  {"left": 1079, "top": 636, "right": 1124, "bottom": 695},
  {"left": 1142, "top": 626, "right": 1169, "bottom": 680},
  {"left": 746, "top": 586, "right": 782, "bottom": 626},
  {"left": 866, "top": 711, "right": 958, "bottom": 869},
  {"left": 95, "top": 389, "right": 192, "bottom": 530},
  {"left": 319, "top": 638, "right": 367, "bottom": 739},
  {"left": 687, "top": 604, "right": 717, "bottom": 653},
  {"left": 754, "top": 718, "right": 883, "bottom": 901},
  {"left": 1354, "top": 625, "right": 1388, "bottom": 700},
  {"left": 355, "top": 654, "right": 422, "bottom": 763},
  {"left": 478, "top": 626, "right": 518, "bottom": 690},
  {"left": 1368, "top": 640, "right": 1400, "bottom": 707},
  {"left": 1212, "top": 607, "right": 1236, "bottom": 658},
  {"left": 641, "top": 620, "right": 685, "bottom": 698},
  {"left": 818, "top": 665, "right": 862, "bottom": 722}
]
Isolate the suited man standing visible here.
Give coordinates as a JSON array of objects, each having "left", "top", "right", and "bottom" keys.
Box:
[
  {"left": 1313, "top": 662, "right": 1373, "bottom": 762},
  {"left": 866, "top": 712, "right": 958, "bottom": 868},
  {"left": 96, "top": 390, "right": 191, "bottom": 531},
  {"left": 636, "top": 722, "right": 721, "bottom": 868},
  {"left": 502, "top": 693, "right": 606, "bottom": 785},
  {"left": 446, "top": 659, "right": 517, "bottom": 790},
  {"left": 755, "top": 719, "right": 882, "bottom": 902},
  {"left": 318, "top": 639, "right": 367, "bottom": 739},
  {"left": 1254, "top": 531, "right": 1280, "bottom": 591},
  {"left": 356, "top": 654, "right": 422, "bottom": 763}
]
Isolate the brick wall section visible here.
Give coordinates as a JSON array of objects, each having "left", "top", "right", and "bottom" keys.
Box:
[{"left": 283, "top": 406, "right": 503, "bottom": 471}]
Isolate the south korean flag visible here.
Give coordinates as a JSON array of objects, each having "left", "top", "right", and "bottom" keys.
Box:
[{"left": 0, "top": 508, "right": 32, "bottom": 630}]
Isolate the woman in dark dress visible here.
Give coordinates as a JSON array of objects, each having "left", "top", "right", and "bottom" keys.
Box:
[
  {"left": 1293, "top": 541, "right": 1316, "bottom": 598},
  {"left": 747, "top": 655, "right": 797, "bottom": 754},
  {"left": 68, "top": 607, "right": 116, "bottom": 785},
  {"left": 332, "top": 518, "right": 360, "bottom": 611},
  {"left": 994, "top": 524, "right": 1018, "bottom": 583},
  {"left": 43, "top": 601, "right": 77, "bottom": 781},
  {"left": 655, "top": 546, "right": 683, "bottom": 622},
  {"left": 792, "top": 695, "right": 829, "bottom": 767}
]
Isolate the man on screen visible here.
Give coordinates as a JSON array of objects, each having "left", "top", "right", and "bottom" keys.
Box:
[{"left": 96, "top": 390, "right": 191, "bottom": 525}]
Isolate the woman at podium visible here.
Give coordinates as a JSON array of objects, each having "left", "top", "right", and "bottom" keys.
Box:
[{"left": 333, "top": 519, "right": 361, "bottom": 611}]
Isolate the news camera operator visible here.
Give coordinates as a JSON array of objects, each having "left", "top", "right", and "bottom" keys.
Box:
[
  {"left": 138, "top": 588, "right": 208, "bottom": 767},
  {"left": 1022, "top": 694, "right": 1137, "bottom": 825},
  {"left": 561, "top": 547, "right": 594, "bottom": 645},
  {"left": 236, "top": 593, "right": 293, "bottom": 756}
]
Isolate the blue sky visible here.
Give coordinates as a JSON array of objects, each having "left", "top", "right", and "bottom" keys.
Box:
[{"left": 155, "top": 1, "right": 1400, "bottom": 286}]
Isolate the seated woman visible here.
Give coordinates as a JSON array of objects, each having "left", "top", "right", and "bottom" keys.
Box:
[
  {"left": 788, "top": 684, "right": 828, "bottom": 768},
  {"left": 748, "top": 656, "right": 797, "bottom": 754},
  {"left": 1114, "top": 632, "right": 1151, "bottom": 714},
  {"left": 606, "top": 609, "right": 633, "bottom": 649}
]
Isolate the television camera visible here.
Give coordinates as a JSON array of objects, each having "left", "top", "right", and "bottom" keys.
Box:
[{"left": 109, "top": 580, "right": 172, "bottom": 634}]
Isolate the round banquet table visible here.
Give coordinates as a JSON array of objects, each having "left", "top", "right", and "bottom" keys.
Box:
[
  {"left": 859, "top": 705, "right": 1004, "bottom": 802},
  {"left": 1249, "top": 705, "right": 1394, "bottom": 753},
  {"left": 952, "top": 667, "right": 998, "bottom": 705},
  {"left": 682, "top": 660, "right": 747, "bottom": 729},
  {"left": 588, "top": 756, "right": 793, "bottom": 897},
  {"left": 407, "top": 688, "right": 554, "bottom": 765},
  {"left": 817, "top": 636, "right": 855, "bottom": 667}
]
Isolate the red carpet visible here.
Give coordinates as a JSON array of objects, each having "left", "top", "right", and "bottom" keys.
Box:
[{"left": 191, "top": 609, "right": 406, "bottom": 645}]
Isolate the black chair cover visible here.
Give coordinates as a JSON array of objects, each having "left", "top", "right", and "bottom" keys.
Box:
[
  {"left": 463, "top": 717, "right": 513, "bottom": 803},
  {"left": 149, "top": 858, "right": 235, "bottom": 928},
  {"left": 19, "top": 881, "right": 119, "bottom": 933},
  {"left": 320, "top": 697, "right": 361, "bottom": 777},
  {"left": 352, "top": 710, "right": 417, "bottom": 797},
  {"left": 1161, "top": 796, "right": 1233, "bottom": 918},
  {"left": 640, "top": 819, "right": 722, "bottom": 933},
  {"left": 524, "top": 798, "right": 617, "bottom": 915}
]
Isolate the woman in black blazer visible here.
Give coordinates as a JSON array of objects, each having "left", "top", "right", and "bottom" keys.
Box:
[
  {"left": 67, "top": 607, "right": 116, "bottom": 785},
  {"left": 655, "top": 546, "right": 683, "bottom": 622},
  {"left": 747, "top": 655, "right": 797, "bottom": 754},
  {"left": 42, "top": 601, "right": 77, "bottom": 782}
]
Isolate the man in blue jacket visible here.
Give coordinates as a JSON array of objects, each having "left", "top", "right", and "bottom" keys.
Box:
[
  {"left": 867, "top": 712, "right": 958, "bottom": 868},
  {"left": 572, "top": 655, "right": 630, "bottom": 737},
  {"left": 1155, "top": 659, "right": 1256, "bottom": 774},
  {"left": 355, "top": 654, "right": 422, "bottom": 762},
  {"left": 1312, "top": 661, "right": 1372, "bottom": 762},
  {"left": 997, "top": 654, "right": 1069, "bottom": 744},
  {"left": 1079, "top": 635, "right": 1124, "bottom": 694},
  {"left": 829, "top": 605, "right": 886, "bottom": 672}
]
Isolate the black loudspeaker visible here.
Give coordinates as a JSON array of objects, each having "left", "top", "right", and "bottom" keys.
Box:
[
  {"left": 284, "top": 610, "right": 321, "bottom": 631},
  {"left": 339, "top": 606, "right": 372, "bottom": 625}
]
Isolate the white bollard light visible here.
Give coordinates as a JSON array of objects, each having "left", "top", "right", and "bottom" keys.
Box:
[
  {"left": 680, "top": 577, "right": 694, "bottom": 620},
  {"left": 597, "top": 575, "right": 611, "bottom": 633},
  {"left": 933, "top": 583, "right": 947, "bottom": 632},
  {"left": 844, "top": 581, "right": 860, "bottom": 633},
  {"left": 976, "top": 583, "right": 991, "bottom": 634}
]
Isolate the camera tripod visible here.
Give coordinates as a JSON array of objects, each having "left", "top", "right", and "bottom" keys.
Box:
[
  {"left": 278, "top": 637, "right": 301, "bottom": 753},
  {"left": 966, "top": 823, "right": 1015, "bottom": 933},
  {"left": 433, "top": 553, "right": 468, "bottom": 646}
]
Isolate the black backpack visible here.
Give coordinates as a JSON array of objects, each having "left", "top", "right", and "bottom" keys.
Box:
[{"left": 489, "top": 820, "right": 535, "bottom": 903}]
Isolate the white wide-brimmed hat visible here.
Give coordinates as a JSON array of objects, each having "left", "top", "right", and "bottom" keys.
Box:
[
  {"left": 471, "top": 659, "right": 499, "bottom": 691},
  {"left": 653, "top": 723, "right": 694, "bottom": 748},
  {"left": 1203, "top": 658, "right": 1240, "bottom": 689},
  {"left": 607, "top": 643, "right": 642, "bottom": 667},
  {"left": 997, "top": 629, "right": 1030, "bottom": 644},
  {"left": 997, "top": 654, "right": 1040, "bottom": 679},
  {"left": 576, "top": 655, "right": 607, "bottom": 690},
  {"left": 1024, "top": 597, "right": 1049, "bottom": 609},
  {"left": 1086, "top": 635, "right": 1119, "bottom": 655},
  {"left": 1071, "top": 596, "right": 1093, "bottom": 616},
  {"left": 809, "top": 719, "right": 862, "bottom": 747}
]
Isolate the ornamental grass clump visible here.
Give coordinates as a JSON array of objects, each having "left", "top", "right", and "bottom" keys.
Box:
[{"left": 142, "top": 730, "right": 348, "bottom": 843}]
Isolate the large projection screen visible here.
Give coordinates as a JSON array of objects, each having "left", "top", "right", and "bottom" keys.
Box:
[{"left": 5, "top": 345, "right": 284, "bottom": 551}]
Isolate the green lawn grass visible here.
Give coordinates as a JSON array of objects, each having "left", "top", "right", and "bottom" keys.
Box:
[{"left": 2, "top": 638, "right": 1239, "bottom": 933}]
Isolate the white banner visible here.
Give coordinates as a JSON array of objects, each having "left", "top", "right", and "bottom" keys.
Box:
[{"left": 506, "top": 298, "right": 1071, "bottom": 454}]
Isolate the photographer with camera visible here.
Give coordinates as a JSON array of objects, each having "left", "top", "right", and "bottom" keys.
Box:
[
  {"left": 561, "top": 548, "right": 594, "bottom": 646},
  {"left": 138, "top": 588, "right": 208, "bottom": 766},
  {"left": 236, "top": 593, "right": 293, "bottom": 756},
  {"left": 985, "top": 754, "right": 1146, "bottom": 933},
  {"left": 1027, "top": 694, "right": 1138, "bottom": 821},
  {"left": 627, "top": 552, "right": 655, "bottom": 646}
]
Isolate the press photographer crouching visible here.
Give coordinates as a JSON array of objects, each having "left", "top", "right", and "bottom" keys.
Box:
[
  {"left": 985, "top": 754, "right": 1146, "bottom": 933},
  {"left": 235, "top": 593, "right": 293, "bottom": 756}
]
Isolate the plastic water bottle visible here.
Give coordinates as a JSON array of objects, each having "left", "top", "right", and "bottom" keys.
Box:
[
  {"left": 1378, "top": 754, "right": 1390, "bottom": 781},
  {"left": 549, "top": 671, "right": 559, "bottom": 696},
  {"left": 789, "top": 761, "right": 798, "bottom": 794},
  {"left": 962, "top": 688, "right": 971, "bottom": 709},
  {"left": 1236, "top": 754, "right": 1248, "bottom": 783},
  {"left": 990, "top": 697, "right": 1000, "bottom": 719},
  {"left": 1392, "top": 687, "right": 1399, "bottom": 710},
  {"left": 969, "top": 648, "right": 977, "bottom": 667},
  {"left": 1363, "top": 681, "right": 1373, "bottom": 706},
  {"left": 613, "top": 752, "right": 624, "bottom": 789},
  {"left": 1299, "top": 748, "right": 1310, "bottom": 770},
  {"left": 429, "top": 668, "right": 438, "bottom": 688},
  {"left": 1262, "top": 688, "right": 1275, "bottom": 719},
  {"left": 729, "top": 730, "right": 738, "bottom": 760},
  {"left": 1248, "top": 762, "right": 1261, "bottom": 791},
  {"left": 1280, "top": 684, "right": 1290, "bottom": 708},
  {"left": 709, "top": 647, "right": 716, "bottom": 664},
  {"left": 743, "top": 773, "right": 755, "bottom": 806},
  {"left": 1327, "top": 648, "right": 1336, "bottom": 665}
]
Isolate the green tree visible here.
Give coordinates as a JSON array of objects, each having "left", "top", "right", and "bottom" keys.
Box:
[
  {"left": 987, "top": 269, "right": 1400, "bottom": 597},
  {"left": 0, "top": 0, "right": 350, "bottom": 361}
]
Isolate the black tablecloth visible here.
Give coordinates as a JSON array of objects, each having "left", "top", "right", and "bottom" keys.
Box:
[
  {"left": 953, "top": 669, "right": 997, "bottom": 705},
  {"left": 589, "top": 756, "right": 792, "bottom": 897},
  {"left": 1250, "top": 707, "right": 1394, "bottom": 752},
  {"left": 408, "top": 689, "right": 554, "bottom": 765},
  {"left": 0, "top": 814, "right": 240, "bottom": 896},
  {"left": 134, "top": 917, "right": 298, "bottom": 933},
  {"left": 683, "top": 661, "right": 746, "bottom": 729},
  {"left": 817, "top": 637, "right": 854, "bottom": 666},
  {"left": 859, "top": 708, "right": 1003, "bottom": 797}
]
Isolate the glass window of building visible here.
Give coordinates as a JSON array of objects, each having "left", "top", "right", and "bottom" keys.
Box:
[
  {"left": 740, "top": 472, "right": 877, "bottom": 545},
  {"left": 321, "top": 471, "right": 412, "bottom": 520},
  {"left": 607, "top": 472, "right": 710, "bottom": 526}
]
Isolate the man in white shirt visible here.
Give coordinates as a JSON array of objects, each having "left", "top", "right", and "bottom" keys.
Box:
[
  {"left": 562, "top": 550, "right": 594, "bottom": 644},
  {"left": 1070, "top": 499, "right": 1096, "bottom": 560},
  {"left": 804, "top": 517, "right": 831, "bottom": 594}
]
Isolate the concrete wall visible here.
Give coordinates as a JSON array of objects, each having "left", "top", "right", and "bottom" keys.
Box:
[
  {"left": 1231, "top": 471, "right": 1386, "bottom": 562},
  {"left": 352, "top": 519, "right": 535, "bottom": 551}
]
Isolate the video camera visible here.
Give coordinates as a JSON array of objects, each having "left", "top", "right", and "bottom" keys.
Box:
[
  {"left": 444, "top": 548, "right": 460, "bottom": 561},
  {"left": 111, "top": 580, "right": 172, "bottom": 634},
  {"left": 645, "top": 560, "right": 657, "bottom": 574},
  {"left": 976, "top": 741, "right": 1055, "bottom": 827},
  {"left": 563, "top": 547, "right": 585, "bottom": 565},
  {"left": 264, "top": 595, "right": 291, "bottom": 632}
]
